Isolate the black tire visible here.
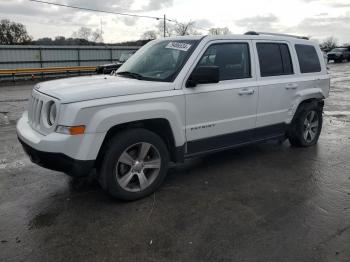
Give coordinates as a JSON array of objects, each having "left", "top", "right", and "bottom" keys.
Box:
[
  {"left": 288, "top": 102, "right": 323, "bottom": 147},
  {"left": 98, "top": 128, "right": 169, "bottom": 201}
]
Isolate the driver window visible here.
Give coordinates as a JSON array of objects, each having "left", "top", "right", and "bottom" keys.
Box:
[{"left": 198, "top": 43, "right": 251, "bottom": 81}]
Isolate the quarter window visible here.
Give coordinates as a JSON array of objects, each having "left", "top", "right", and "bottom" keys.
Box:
[
  {"left": 257, "top": 43, "right": 294, "bottom": 77},
  {"left": 295, "top": 44, "right": 321, "bottom": 73},
  {"left": 197, "top": 43, "right": 251, "bottom": 81}
]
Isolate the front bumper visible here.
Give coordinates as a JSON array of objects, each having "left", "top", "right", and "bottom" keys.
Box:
[
  {"left": 16, "top": 112, "right": 98, "bottom": 177},
  {"left": 19, "top": 137, "right": 94, "bottom": 177}
]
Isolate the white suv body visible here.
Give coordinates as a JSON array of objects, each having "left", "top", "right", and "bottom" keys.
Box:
[{"left": 17, "top": 33, "right": 330, "bottom": 200}]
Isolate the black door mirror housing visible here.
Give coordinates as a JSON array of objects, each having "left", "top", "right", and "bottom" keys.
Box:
[{"left": 186, "top": 66, "right": 220, "bottom": 87}]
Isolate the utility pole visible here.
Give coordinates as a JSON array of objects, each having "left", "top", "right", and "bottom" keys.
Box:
[
  {"left": 100, "top": 18, "right": 103, "bottom": 41},
  {"left": 163, "top": 14, "right": 166, "bottom": 37}
]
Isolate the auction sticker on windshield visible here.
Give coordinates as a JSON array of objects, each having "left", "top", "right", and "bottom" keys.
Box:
[{"left": 165, "top": 42, "right": 192, "bottom": 52}]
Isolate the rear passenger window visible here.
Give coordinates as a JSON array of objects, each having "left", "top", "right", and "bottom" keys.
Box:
[
  {"left": 295, "top": 44, "right": 321, "bottom": 73},
  {"left": 198, "top": 43, "right": 251, "bottom": 81},
  {"left": 257, "top": 43, "right": 294, "bottom": 77}
]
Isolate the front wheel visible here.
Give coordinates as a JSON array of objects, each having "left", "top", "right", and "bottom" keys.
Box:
[
  {"left": 288, "top": 103, "right": 323, "bottom": 147},
  {"left": 98, "top": 128, "right": 169, "bottom": 200}
]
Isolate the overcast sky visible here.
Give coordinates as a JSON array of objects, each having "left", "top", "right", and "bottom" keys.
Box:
[{"left": 1, "top": 0, "right": 350, "bottom": 44}]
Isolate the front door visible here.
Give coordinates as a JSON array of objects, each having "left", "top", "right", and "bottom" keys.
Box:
[{"left": 184, "top": 40, "right": 258, "bottom": 155}]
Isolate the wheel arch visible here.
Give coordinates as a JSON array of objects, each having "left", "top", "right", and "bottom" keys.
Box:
[
  {"left": 290, "top": 96, "right": 325, "bottom": 126},
  {"left": 96, "top": 118, "right": 184, "bottom": 168},
  {"left": 290, "top": 88, "right": 325, "bottom": 121}
]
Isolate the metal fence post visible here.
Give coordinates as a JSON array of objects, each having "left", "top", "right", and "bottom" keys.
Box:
[
  {"left": 77, "top": 48, "right": 81, "bottom": 75},
  {"left": 39, "top": 47, "right": 44, "bottom": 79},
  {"left": 77, "top": 48, "right": 81, "bottom": 66}
]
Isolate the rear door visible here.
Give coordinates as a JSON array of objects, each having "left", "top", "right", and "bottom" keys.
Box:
[
  {"left": 183, "top": 40, "right": 258, "bottom": 155},
  {"left": 253, "top": 40, "right": 298, "bottom": 139}
]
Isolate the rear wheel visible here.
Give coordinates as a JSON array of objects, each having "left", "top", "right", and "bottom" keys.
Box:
[
  {"left": 288, "top": 103, "right": 323, "bottom": 147},
  {"left": 98, "top": 128, "right": 169, "bottom": 200}
]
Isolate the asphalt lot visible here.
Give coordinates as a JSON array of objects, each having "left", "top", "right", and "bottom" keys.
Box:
[{"left": 0, "top": 63, "right": 350, "bottom": 262}]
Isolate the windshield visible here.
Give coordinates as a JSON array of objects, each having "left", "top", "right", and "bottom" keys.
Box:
[
  {"left": 331, "top": 48, "right": 346, "bottom": 52},
  {"left": 117, "top": 39, "right": 199, "bottom": 82}
]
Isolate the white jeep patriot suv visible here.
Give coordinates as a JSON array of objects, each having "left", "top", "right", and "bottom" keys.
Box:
[{"left": 17, "top": 32, "right": 330, "bottom": 200}]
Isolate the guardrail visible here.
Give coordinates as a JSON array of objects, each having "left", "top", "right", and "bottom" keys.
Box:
[{"left": 0, "top": 66, "right": 97, "bottom": 81}]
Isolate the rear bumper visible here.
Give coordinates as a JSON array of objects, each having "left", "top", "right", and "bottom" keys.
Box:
[{"left": 19, "top": 137, "right": 94, "bottom": 177}]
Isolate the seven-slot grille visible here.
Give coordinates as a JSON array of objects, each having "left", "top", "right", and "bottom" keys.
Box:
[{"left": 28, "top": 92, "right": 44, "bottom": 130}]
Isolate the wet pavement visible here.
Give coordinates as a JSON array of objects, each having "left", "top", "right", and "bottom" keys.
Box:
[{"left": 0, "top": 63, "right": 350, "bottom": 262}]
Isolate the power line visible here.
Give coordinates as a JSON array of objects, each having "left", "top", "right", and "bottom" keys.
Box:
[
  {"left": 28, "top": 0, "right": 172, "bottom": 21},
  {"left": 28, "top": 0, "right": 211, "bottom": 35}
]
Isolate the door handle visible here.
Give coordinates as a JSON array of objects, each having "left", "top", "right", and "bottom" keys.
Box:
[
  {"left": 285, "top": 83, "right": 298, "bottom": 90},
  {"left": 238, "top": 88, "right": 255, "bottom": 95}
]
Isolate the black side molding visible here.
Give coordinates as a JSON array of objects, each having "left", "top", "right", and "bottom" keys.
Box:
[{"left": 185, "top": 123, "right": 287, "bottom": 157}]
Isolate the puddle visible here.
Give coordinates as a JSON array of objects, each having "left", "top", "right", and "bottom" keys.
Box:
[
  {"left": 0, "top": 112, "right": 10, "bottom": 125},
  {"left": 0, "top": 159, "right": 29, "bottom": 169},
  {"left": 324, "top": 111, "right": 350, "bottom": 123},
  {"left": 324, "top": 111, "right": 350, "bottom": 117},
  {"left": 28, "top": 211, "right": 59, "bottom": 230}
]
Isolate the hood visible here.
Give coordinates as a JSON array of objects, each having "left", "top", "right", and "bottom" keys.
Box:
[{"left": 35, "top": 75, "right": 174, "bottom": 103}]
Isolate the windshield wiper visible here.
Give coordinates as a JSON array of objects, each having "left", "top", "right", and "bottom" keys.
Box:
[{"left": 117, "top": 71, "right": 144, "bottom": 80}]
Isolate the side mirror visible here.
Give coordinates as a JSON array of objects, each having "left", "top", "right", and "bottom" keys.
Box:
[{"left": 186, "top": 66, "right": 220, "bottom": 87}]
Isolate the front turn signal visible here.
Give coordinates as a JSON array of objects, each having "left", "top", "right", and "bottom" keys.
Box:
[{"left": 56, "top": 125, "right": 86, "bottom": 135}]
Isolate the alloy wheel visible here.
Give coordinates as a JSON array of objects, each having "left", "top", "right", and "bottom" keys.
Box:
[
  {"left": 116, "top": 142, "right": 161, "bottom": 192},
  {"left": 303, "top": 110, "right": 319, "bottom": 143}
]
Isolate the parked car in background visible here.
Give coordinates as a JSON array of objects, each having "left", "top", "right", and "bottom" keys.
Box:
[
  {"left": 96, "top": 52, "right": 135, "bottom": 74},
  {"left": 327, "top": 47, "right": 350, "bottom": 63},
  {"left": 96, "top": 62, "right": 123, "bottom": 74}
]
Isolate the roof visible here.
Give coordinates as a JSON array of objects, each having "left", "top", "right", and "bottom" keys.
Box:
[
  {"left": 164, "top": 33, "right": 315, "bottom": 45},
  {"left": 0, "top": 45, "right": 140, "bottom": 50}
]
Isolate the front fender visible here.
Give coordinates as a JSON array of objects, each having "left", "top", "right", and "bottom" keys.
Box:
[{"left": 90, "top": 101, "right": 186, "bottom": 146}]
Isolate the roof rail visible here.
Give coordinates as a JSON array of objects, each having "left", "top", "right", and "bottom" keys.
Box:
[{"left": 244, "top": 31, "right": 309, "bottom": 40}]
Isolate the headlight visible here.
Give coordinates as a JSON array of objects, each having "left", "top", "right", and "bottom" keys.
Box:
[{"left": 47, "top": 101, "right": 57, "bottom": 126}]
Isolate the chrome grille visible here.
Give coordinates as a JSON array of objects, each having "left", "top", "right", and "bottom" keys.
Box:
[{"left": 28, "top": 92, "right": 44, "bottom": 129}]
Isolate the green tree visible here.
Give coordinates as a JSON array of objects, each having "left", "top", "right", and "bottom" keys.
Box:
[{"left": 0, "top": 19, "right": 32, "bottom": 45}]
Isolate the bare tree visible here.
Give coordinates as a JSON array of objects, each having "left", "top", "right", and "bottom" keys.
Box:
[
  {"left": 92, "top": 30, "right": 103, "bottom": 43},
  {"left": 174, "top": 21, "right": 198, "bottom": 36},
  {"left": 141, "top": 30, "right": 158, "bottom": 40},
  {"left": 209, "top": 27, "right": 231, "bottom": 35},
  {"left": 72, "top": 27, "right": 92, "bottom": 40},
  {"left": 320, "top": 37, "right": 338, "bottom": 52},
  {"left": 157, "top": 20, "right": 175, "bottom": 37},
  {"left": 156, "top": 20, "right": 199, "bottom": 37},
  {"left": 71, "top": 27, "right": 103, "bottom": 43},
  {"left": 0, "top": 19, "right": 32, "bottom": 44}
]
